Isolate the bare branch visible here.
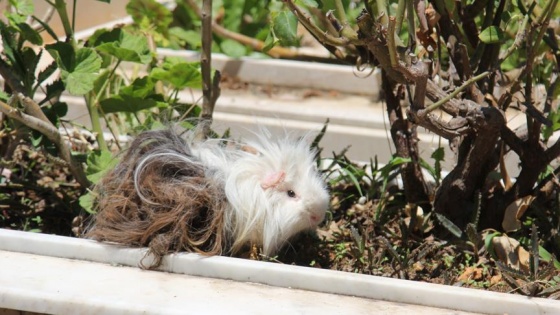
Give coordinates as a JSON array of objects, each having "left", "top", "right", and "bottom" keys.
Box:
[
  {"left": 199, "top": 0, "right": 214, "bottom": 139},
  {"left": 419, "top": 71, "right": 490, "bottom": 117}
]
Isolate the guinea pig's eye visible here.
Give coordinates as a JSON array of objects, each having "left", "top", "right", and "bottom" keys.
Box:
[{"left": 287, "top": 190, "right": 296, "bottom": 198}]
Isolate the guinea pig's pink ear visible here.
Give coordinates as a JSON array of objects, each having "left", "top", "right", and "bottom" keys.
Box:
[{"left": 260, "top": 171, "right": 285, "bottom": 190}]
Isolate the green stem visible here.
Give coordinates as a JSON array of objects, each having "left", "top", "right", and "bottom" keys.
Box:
[
  {"left": 72, "top": 0, "right": 77, "bottom": 32},
  {"left": 395, "top": 0, "right": 406, "bottom": 34},
  {"left": 53, "top": 0, "right": 76, "bottom": 48},
  {"left": 406, "top": 0, "right": 415, "bottom": 48},
  {"left": 284, "top": 0, "right": 352, "bottom": 46},
  {"left": 334, "top": 0, "right": 348, "bottom": 25},
  {"left": 377, "top": 0, "right": 389, "bottom": 26},
  {"left": 421, "top": 71, "right": 490, "bottom": 115},
  {"left": 88, "top": 60, "right": 122, "bottom": 152},
  {"left": 85, "top": 93, "right": 108, "bottom": 151},
  {"left": 93, "top": 60, "right": 121, "bottom": 105}
]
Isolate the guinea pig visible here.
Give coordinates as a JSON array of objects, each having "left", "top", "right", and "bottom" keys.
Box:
[{"left": 85, "top": 126, "right": 329, "bottom": 268}]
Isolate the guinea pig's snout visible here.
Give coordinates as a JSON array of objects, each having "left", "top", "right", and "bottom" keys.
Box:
[
  {"left": 308, "top": 199, "right": 328, "bottom": 224},
  {"left": 303, "top": 185, "right": 329, "bottom": 226},
  {"left": 310, "top": 213, "right": 322, "bottom": 223}
]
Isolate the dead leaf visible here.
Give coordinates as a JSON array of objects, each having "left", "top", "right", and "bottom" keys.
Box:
[
  {"left": 502, "top": 195, "right": 535, "bottom": 232},
  {"left": 316, "top": 221, "right": 342, "bottom": 242},
  {"left": 404, "top": 204, "right": 424, "bottom": 232},
  {"left": 413, "top": 261, "right": 425, "bottom": 272},
  {"left": 490, "top": 273, "right": 502, "bottom": 286},
  {"left": 491, "top": 235, "right": 530, "bottom": 274},
  {"left": 458, "top": 266, "right": 484, "bottom": 282}
]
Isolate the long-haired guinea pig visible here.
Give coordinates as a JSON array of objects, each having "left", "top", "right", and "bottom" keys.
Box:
[{"left": 85, "top": 126, "right": 329, "bottom": 268}]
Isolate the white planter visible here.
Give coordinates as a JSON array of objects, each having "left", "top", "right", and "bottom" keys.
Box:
[{"left": 1, "top": 229, "right": 558, "bottom": 315}]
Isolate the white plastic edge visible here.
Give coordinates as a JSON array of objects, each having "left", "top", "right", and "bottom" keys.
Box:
[{"left": 0, "top": 229, "right": 558, "bottom": 315}]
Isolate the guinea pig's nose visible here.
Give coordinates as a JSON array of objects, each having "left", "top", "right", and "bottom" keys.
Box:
[{"left": 310, "top": 211, "right": 325, "bottom": 223}]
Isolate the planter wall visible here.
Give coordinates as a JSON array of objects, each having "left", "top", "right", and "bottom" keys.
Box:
[{"left": 1, "top": 229, "right": 559, "bottom": 315}]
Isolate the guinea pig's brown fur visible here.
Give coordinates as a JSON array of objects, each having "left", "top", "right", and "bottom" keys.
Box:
[{"left": 85, "top": 130, "right": 228, "bottom": 268}]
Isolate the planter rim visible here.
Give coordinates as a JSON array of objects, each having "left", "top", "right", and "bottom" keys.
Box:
[{"left": 0, "top": 229, "right": 558, "bottom": 315}]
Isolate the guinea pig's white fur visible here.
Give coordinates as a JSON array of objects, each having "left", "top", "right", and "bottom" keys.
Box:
[{"left": 134, "top": 127, "right": 330, "bottom": 256}]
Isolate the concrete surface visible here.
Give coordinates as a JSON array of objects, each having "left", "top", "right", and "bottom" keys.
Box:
[
  {"left": 1, "top": 229, "right": 559, "bottom": 315},
  {"left": 0, "top": 250, "right": 480, "bottom": 315}
]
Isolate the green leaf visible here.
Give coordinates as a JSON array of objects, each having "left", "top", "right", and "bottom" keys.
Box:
[
  {"left": 340, "top": 167, "right": 363, "bottom": 197},
  {"left": 100, "top": 95, "right": 166, "bottom": 114},
  {"left": 36, "top": 57, "right": 58, "bottom": 87},
  {"left": 296, "top": 0, "right": 319, "bottom": 7},
  {"left": 92, "top": 69, "right": 113, "bottom": 99},
  {"left": 220, "top": 39, "right": 248, "bottom": 58},
  {"left": 44, "top": 101, "right": 68, "bottom": 125},
  {"left": 0, "top": 22, "right": 18, "bottom": 63},
  {"left": 94, "top": 28, "right": 152, "bottom": 64},
  {"left": 431, "top": 146, "right": 445, "bottom": 161},
  {"left": 22, "top": 48, "right": 41, "bottom": 87},
  {"left": 31, "top": 15, "right": 58, "bottom": 41},
  {"left": 379, "top": 156, "right": 411, "bottom": 178},
  {"left": 479, "top": 26, "right": 505, "bottom": 44},
  {"left": 150, "top": 62, "right": 202, "bottom": 89},
  {"left": 272, "top": 11, "right": 299, "bottom": 46},
  {"left": 79, "top": 192, "right": 96, "bottom": 214},
  {"left": 119, "top": 76, "right": 156, "bottom": 98},
  {"left": 60, "top": 48, "right": 102, "bottom": 95},
  {"left": 168, "top": 27, "right": 201, "bottom": 48},
  {"left": 263, "top": 30, "right": 279, "bottom": 53},
  {"left": 30, "top": 132, "right": 43, "bottom": 147},
  {"left": 0, "top": 90, "right": 9, "bottom": 102},
  {"left": 86, "top": 149, "right": 118, "bottom": 183},
  {"left": 9, "top": 0, "right": 34, "bottom": 16},
  {"left": 39, "top": 80, "right": 64, "bottom": 105},
  {"left": 97, "top": 74, "right": 165, "bottom": 114},
  {"left": 435, "top": 213, "right": 463, "bottom": 238},
  {"left": 224, "top": 0, "right": 245, "bottom": 32},
  {"left": 46, "top": 42, "right": 75, "bottom": 71},
  {"left": 543, "top": 110, "right": 560, "bottom": 141},
  {"left": 126, "top": 0, "right": 172, "bottom": 33},
  {"left": 539, "top": 246, "right": 560, "bottom": 269},
  {"left": 17, "top": 23, "right": 42, "bottom": 45},
  {"left": 484, "top": 231, "right": 502, "bottom": 258}
]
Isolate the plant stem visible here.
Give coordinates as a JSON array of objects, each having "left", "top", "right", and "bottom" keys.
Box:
[
  {"left": 85, "top": 93, "right": 108, "bottom": 152},
  {"left": 88, "top": 60, "right": 123, "bottom": 152},
  {"left": 377, "top": 0, "right": 389, "bottom": 26},
  {"left": 407, "top": 0, "right": 416, "bottom": 49},
  {"left": 388, "top": 17, "right": 398, "bottom": 68},
  {"left": 72, "top": 0, "right": 77, "bottom": 32},
  {"left": 283, "top": 0, "right": 355, "bottom": 46},
  {"left": 53, "top": 0, "right": 76, "bottom": 48},
  {"left": 420, "top": 71, "right": 490, "bottom": 116},
  {"left": 497, "top": 13, "right": 529, "bottom": 64},
  {"left": 334, "top": 0, "right": 348, "bottom": 25},
  {"left": 201, "top": 0, "right": 212, "bottom": 112},
  {"left": 198, "top": 0, "right": 215, "bottom": 138},
  {"left": 395, "top": 0, "right": 406, "bottom": 34}
]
